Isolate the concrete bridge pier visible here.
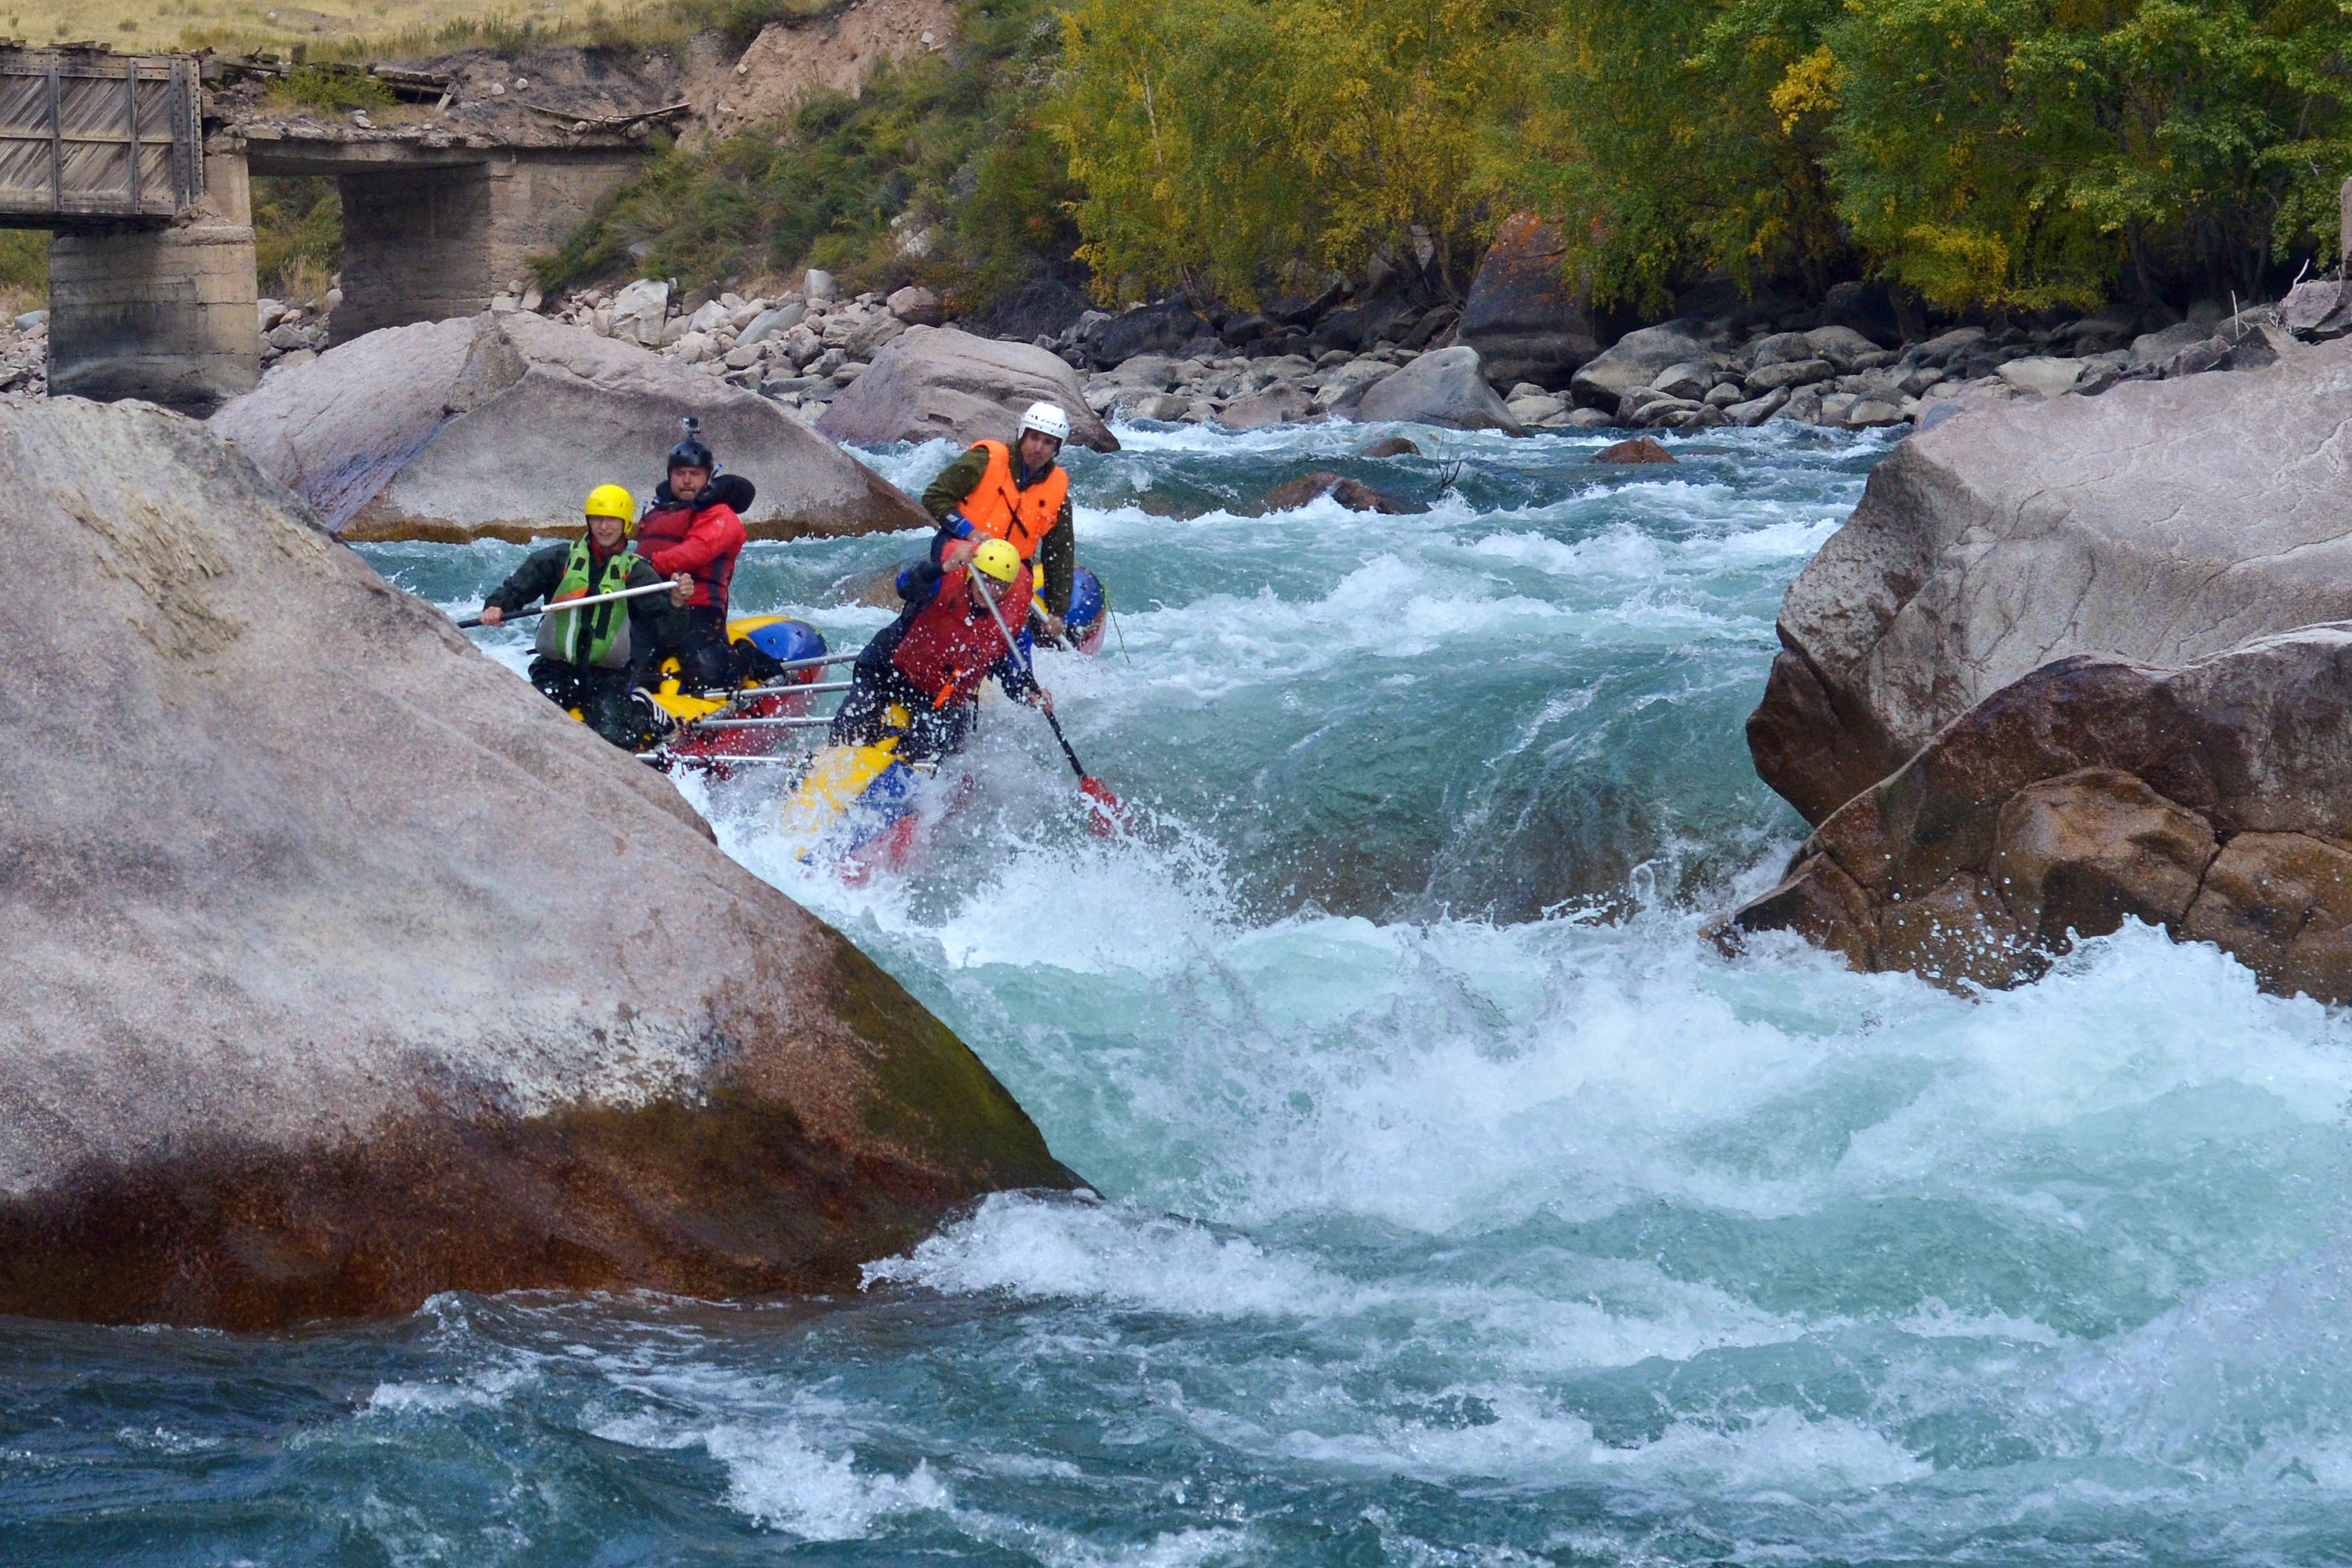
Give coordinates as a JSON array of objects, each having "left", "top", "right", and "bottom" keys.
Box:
[
  {"left": 333, "top": 152, "right": 639, "bottom": 343},
  {"left": 48, "top": 150, "right": 260, "bottom": 415}
]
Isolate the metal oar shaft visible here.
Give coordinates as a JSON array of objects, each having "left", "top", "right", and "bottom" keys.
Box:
[
  {"left": 455, "top": 579, "right": 675, "bottom": 630},
  {"left": 742, "top": 654, "right": 862, "bottom": 684},
  {"left": 698, "top": 680, "right": 850, "bottom": 707},
  {"left": 636, "top": 750, "right": 818, "bottom": 764},
  {"left": 680, "top": 714, "right": 836, "bottom": 730}
]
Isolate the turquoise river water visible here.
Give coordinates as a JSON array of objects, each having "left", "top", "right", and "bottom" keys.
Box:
[{"left": 7, "top": 420, "right": 2352, "bottom": 1565}]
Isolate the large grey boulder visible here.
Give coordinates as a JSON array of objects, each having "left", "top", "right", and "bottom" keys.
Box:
[
  {"left": 212, "top": 313, "right": 930, "bottom": 543},
  {"left": 1730, "top": 625, "right": 2352, "bottom": 1002},
  {"left": 1354, "top": 346, "right": 1526, "bottom": 434},
  {"left": 1450, "top": 213, "right": 1599, "bottom": 389},
  {"left": 816, "top": 324, "right": 1116, "bottom": 452},
  {"left": 1748, "top": 333, "right": 2352, "bottom": 823},
  {"left": 0, "top": 397, "right": 1071, "bottom": 1330},
  {"left": 1569, "top": 318, "right": 1730, "bottom": 410}
]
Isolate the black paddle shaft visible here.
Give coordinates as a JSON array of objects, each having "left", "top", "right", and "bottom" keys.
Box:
[{"left": 1040, "top": 704, "right": 1091, "bottom": 783}]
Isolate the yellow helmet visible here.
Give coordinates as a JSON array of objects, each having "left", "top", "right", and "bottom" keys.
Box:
[
  {"left": 584, "top": 483, "right": 636, "bottom": 529},
  {"left": 972, "top": 537, "right": 1022, "bottom": 585}
]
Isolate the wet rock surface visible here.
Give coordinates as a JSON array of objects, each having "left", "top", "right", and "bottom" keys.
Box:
[
  {"left": 1747, "top": 334, "right": 2352, "bottom": 823},
  {"left": 0, "top": 398, "right": 1071, "bottom": 1329},
  {"left": 1256, "top": 470, "right": 1415, "bottom": 514},
  {"left": 212, "top": 313, "right": 929, "bottom": 543},
  {"left": 1728, "top": 627, "right": 2352, "bottom": 1001}
]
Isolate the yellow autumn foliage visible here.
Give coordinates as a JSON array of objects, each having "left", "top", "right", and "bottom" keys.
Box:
[{"left": 1044, "top": 0, "right": 1533, "bottom": 303}]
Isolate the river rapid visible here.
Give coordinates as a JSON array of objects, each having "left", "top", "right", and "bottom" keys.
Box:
[{"left": 8, "top": 421, "right": 2352, "bottom": 1566}]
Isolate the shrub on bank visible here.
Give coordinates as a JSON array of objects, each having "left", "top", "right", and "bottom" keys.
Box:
[{"left": 533, "top": 0, "right": 1081, "bottom": 313}]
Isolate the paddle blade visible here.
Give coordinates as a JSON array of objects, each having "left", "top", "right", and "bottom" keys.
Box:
[{"left": 1079, "top": 774, "right": 1128, "bottom": 837}]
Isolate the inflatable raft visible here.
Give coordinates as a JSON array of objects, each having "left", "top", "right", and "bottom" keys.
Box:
[{"left": 645, "top": 616, "right": 834, "bottom": 762}]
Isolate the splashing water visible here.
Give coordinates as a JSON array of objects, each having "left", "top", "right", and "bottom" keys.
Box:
[{"left": 9, "top": 420, "right": 2352, "bottom": 1566}]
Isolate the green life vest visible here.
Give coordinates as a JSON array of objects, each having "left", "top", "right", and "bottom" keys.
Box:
[{"left": 535, "top": 537, "right": 641, "bottom": 669}]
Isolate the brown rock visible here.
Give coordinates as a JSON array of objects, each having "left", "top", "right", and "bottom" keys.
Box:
[
  {"left": 0, "top": 397, "right": 1071, "bottom": 1330},
  {"left": 1876, "top": 874, "right": 2046, "bottom": 990},
  {"left": 1360, "top": 436, "right": 1422, "bottom": 458},
  {"left": 1730, "top": 624, "right": 2352, "bottom": 999},
  {"left": 1220, "top": 383, "right": 1318, "bottom": 429},
  {"left": 2184, "top": 832, "right": 2352, "bottom": 1002},
  {"left": 1452, "top": 213, "right": 1600, "bottom": 389},
  {"left": 1258, "top": 470, "right": 1414, "bottom": 515},
  {"left": 1744, "top": 647, "right": 1904, "bottom": 832},
  {"left": 1721, "top": 851, "right": 1877, "bottom": 971},
  {"left": 1594, "top": 437, "right": 1675, "bottom": 465},
  {"left": 1990, "top": 768, "right": 2215, "bottom": 946}
]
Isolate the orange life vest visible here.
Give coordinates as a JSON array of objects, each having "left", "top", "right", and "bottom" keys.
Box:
[{"left": 956, "top": 439, "right": 1067, "bottom": 560}]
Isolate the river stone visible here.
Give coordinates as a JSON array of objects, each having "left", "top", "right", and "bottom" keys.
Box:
[
  {"left": 1354, "top": 346, "right": 1526, "bottom": 433},
  {"left": 1744, "top": 358, "right": 1833, "bottom": 396},
  {"left": 1451, "top": 212, "right": 1600, "bottom": 390},
  {"left": 815, "top": 324, "right": 1113, "bottom": 452},
  {"left": 213, "top": 314, "right": 929, "bottom": 545},
  {"left": 0, "top": 396, "right": 1072, "bottom": 1330},
  {"left": 886, "top": 285, "right": 943, "bottom": 326},
  {"left": 1649, "top": 362, "right": 1715, "bottom": 401},
  {"left": 607, "top": 278, "right": 670, "bottom": 346},
  {"left": 1727, "top": 625, "right": 2352, "bottom": 1000},
  {"left": 1594, "top": 436, "right": 1674, "bottom": 464},
  {"left": 1569, "top": 319, "right": 1728, "bottom": 410},
  {"left": 1725, "top": 388, "right": 1790, "bottom": 426},
  {"left": 1082, "top": 298, "right": 1211, "bottom": 367},
  {"left": 1219, "top": 383, "right": 1318, "bottom": 429},
  {"left": 1090, "top": 353, "right": 1178, "bottom": 393},
  {"left": 1749, "top": 332, "right": 1817, "bottom": 367},
  {"left": 1997, "top": 355, "right": 2085, "bottom": 399},
  {"left": 1803, "top": 325, "right": 1883, "bottom": 371},
  {"left": 1745, "top": 333, "right": 2348, "bottom": 824},
  {"left": 2131, "top": 320, "right": 2210, "bottom": 365},
  {"left": 1258, "top": 470, "right": 1414, "bottom": 514},
  {"left": 1312, "top": 358, "right": 1400, "bottom": 414},
  {"left": 739, "top": 301, "right": 807, "bottom": 348}
]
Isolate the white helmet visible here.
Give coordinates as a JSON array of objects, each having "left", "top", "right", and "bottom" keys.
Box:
[{"left": 1017, "top": 400, "right": 1072, "bottom": 445}]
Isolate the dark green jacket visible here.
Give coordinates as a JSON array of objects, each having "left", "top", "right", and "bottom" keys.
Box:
[
  {"left": 485, "top": 539, "right": 683, "bottom": 668},
  {"left": 921, "top": 443, "right": 1076, "bottom": 616}
]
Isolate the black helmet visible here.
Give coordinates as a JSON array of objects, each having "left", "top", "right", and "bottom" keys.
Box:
[{"left": 668, "top": 438, "right": 715, "bottom": 472}]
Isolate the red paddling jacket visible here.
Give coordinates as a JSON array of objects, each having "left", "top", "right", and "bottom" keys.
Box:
[
  {"left": 877, "top": 559, "right": 1038, "bottom": 709},
  {"left": 637, "top": 473, "right": 752, "bottom": 613}
]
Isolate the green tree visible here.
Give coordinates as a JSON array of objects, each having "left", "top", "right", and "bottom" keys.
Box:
[
  {"left": 1522, "top": 0, "right": 1850, "bottom": 313},
  {"left": 1046, "top": 0, "right": 1529, "bottom": 304},
  {"left": 1815, "top": 0, "right": 2352, "bottom": 310}
]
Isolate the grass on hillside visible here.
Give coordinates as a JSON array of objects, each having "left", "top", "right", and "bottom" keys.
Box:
[{"left": 0, "top": 0, "right": 698, "bottom": 58}]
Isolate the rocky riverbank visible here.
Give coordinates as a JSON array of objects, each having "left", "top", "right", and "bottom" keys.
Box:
[
  {"left": 505, "top": 273, "right": 2349, "bottom": 441},
  {"left": 229, "top": 233, "right": 2352, "bottom": 448}
]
